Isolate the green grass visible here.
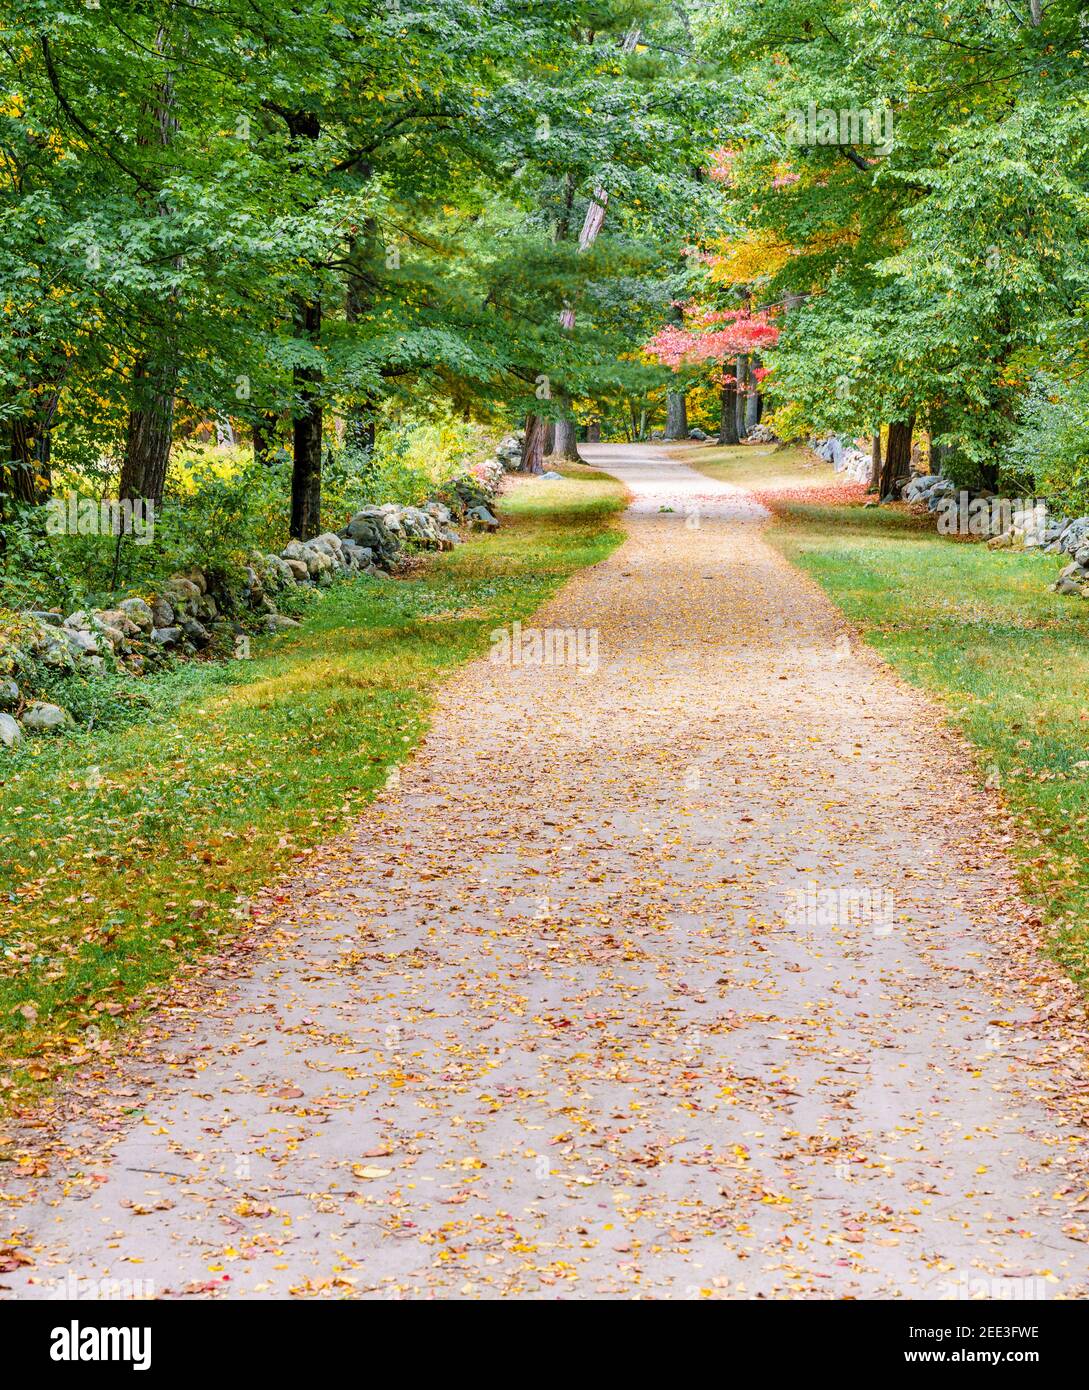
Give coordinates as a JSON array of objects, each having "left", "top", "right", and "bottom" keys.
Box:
[
  {"left": 0, "top": 465, "right": 627, "bottom": 1098},
  {"left": 682, "top": 441, "right": 1089, "bottom": 990}
]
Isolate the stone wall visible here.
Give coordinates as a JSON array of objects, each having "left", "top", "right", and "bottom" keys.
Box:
[{"left": 1, "top": 448, "right": 514, "bottom": 751}]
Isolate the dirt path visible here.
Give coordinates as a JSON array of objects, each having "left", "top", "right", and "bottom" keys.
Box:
[{"left": 4, "top": 444, "right": 1088, "bottom": 1300}]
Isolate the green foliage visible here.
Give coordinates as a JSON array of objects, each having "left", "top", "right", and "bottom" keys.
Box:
[
  {"left": 1, "top": 0, "right": 730, "bottom": 511},
  {"left": 0, "top": 502, "right": 75, "bottom": 611},
  {"left": 1009, "top": 373, "right": 1089, "bottom": 510},
  {"left": 763, "top": 400, "right": 813, "bottom": 445},
  {"left": 324, "top": 411, "right": 497, "bottom": 518},
  {"left": 691, "top": 0, "right": 1089, "bottom": 486}
]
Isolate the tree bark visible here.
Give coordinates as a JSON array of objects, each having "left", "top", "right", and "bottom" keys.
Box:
[
  {"left": 290, "top": 298, "right": 322, "bottom": 539},
  {"left": 521, "top": 414, "right": 547, "bottom": 474},
  {"left": 718, "top": 375, "right": 739, "bottom": 445},
  {"left": 586, "top": 420, "right": 601, "bottom": 442},
  {"left": 120, "top": 30, "right": 179, "bottom": 506},
  {"left": 870, "top": 431, "right": 882, "bottom": 490},
  {"left": 8, "top": 421, "right": 41, "bottom": 503},
  {"left": 280, "top": 108, "right": 323, "bottom": 535},
  {"left": 550, "top": 416, "right": 581, "bottom": 461},
  {"left": 745, "top": 355, "right": 761, "bottom": 434},
  {"left": 664, "top": 390, "right": 688, "bottom": 440},
  {"left": 735, "top": 355, "right": 749, "bottom": 439},
  {"left": 878, "top": 417, "right": 914, "bottom": 497},
  {"left": 542, "top": 186, "right": 609, "bottom": 463},
  {"left": 120, "top": 357, "right": 176, "bottom": 503},
  {"left": 344, "top": 202, "right": 379, "bottom": 454},
  {"left": 7, "top": 387, "right": 58, "bottom": 504}
]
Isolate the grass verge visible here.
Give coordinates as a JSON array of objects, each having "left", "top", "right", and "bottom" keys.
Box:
[
  {"left": 0, "top": 465, "right": 626, "bottom": 1102},
  {"left": 680, "top": 440, "right": 1089, "bottom": 992}
]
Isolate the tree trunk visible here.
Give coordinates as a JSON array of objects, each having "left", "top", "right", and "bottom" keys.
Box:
[
  {"left": 120, "top": 30, "right": 179, "bottom": 507},
  {"left": 586, "top": 420, "right": 601, "bottom": 442},
  {"left": 522, "top": 414, "right": 547, "bottom": 473},
  {"left": 870, "top": 431, "right": 882, "bottom": 490},
  {"left": 8, "top": 422, "right": 39, "bottom": 504},
  {"left": 120, "top": 357, "right": 176, "bottom": 503},
  {"left": 8, "top": 404, "right": 54, "bottom": 504},
  {"left": 550, "top": 417, "right": 581, "bottom": 461},
  {"left": 540, "top": 186, "right": 608, "bottom": 465},
  {"left": 344, "top": 205, "right": 379, "bottom": 454},
  {"left": 290, "top": 298, "right": 322, "bottom": 539},
  {"left": 718, "top": 376, "right": 740, "bottom": 445},
  {"left": 543, "top": 420, "right": 555, "bottom": 457},
  {"left": 745, "top": 355, "right": 761, "bottom": 434},
  {"left": 664, "top": 391, "right": 688, "bottom": 440},
  {"left": 878, "top": 417, "right": 914, "bottom": 497},
  {"left": 745, "top": 364, "right": 762, "bottom": 433},
  {"left": 735, "top": 355, "right": 749, "bottom": 439}
]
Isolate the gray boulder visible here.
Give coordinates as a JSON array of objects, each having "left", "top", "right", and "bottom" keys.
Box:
[
  {"left": 264, "top": 554, "right": 296, "bottom": 586},
  {"left": 302, "top": 546, "right": 334, "bottom": 577},
  {"left": 1060, "top": 518, "right": 1089, "bottom": 554},
  {"left": 0, "top": 712, "right": 22, "bottom": 749},
  {"left": 151, "top": 626, "right": 183, "bottom": 646},
  {"left": 98, "top": 608, "right": 140, "bottom": 638},
  {"left": 179, "top": 568, "right": 207, "bottom": 595},
  {"left": 163, "top": 575, "right": 202, "bottom": 613},
  {"left": 117, "top": 597, "right": 154, "bottom": 632},
  {"left": 21, "top": 701, "right": 68, "bottom": 733},
  {"left": 340, "top": 540, "right": 373, "bottom": 569},
  {"left": 311, "top": 532, "right": 344, "bottom": 558},
  {"left": 344, "top": 512, "right": 399, "bottom": 565},
  {"left": 95, "top": 622, "right": 127, "bottom": 651},
  {"left": 67, "top": 628, "right": 100, "bottom": 656},
  {"left": 467, "top": 505, "right": 499, "bottom": 532},
  {"left": 150, "top": 597, "right": 175, "bottom": 628},
  {"left": 0, "top": 679, "right": 19, "bottom": 710},
  {"left": 180, "top": 616, "right": 211, "bottom": 648},
  {"left": 36, "top": 627, "right": 77, "bottom": 670}
]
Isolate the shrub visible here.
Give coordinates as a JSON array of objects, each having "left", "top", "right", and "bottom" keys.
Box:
[
  {"left": 1007, "top": 372, "right": 1089, "bottom": 512},
  {"left": 763, "top": 400, "right": 813, "bottom": 443}
]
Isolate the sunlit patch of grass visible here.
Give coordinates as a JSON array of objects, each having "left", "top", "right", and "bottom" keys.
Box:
[
  {"left": 684, "top": 443, "right": 1089, "bottom": 994},
  {"left": 671, "top": 441, "right": 838, "bottom": 494},
  {"left": 0, "top": 465, "right": 627, "bottom": 1100}
]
